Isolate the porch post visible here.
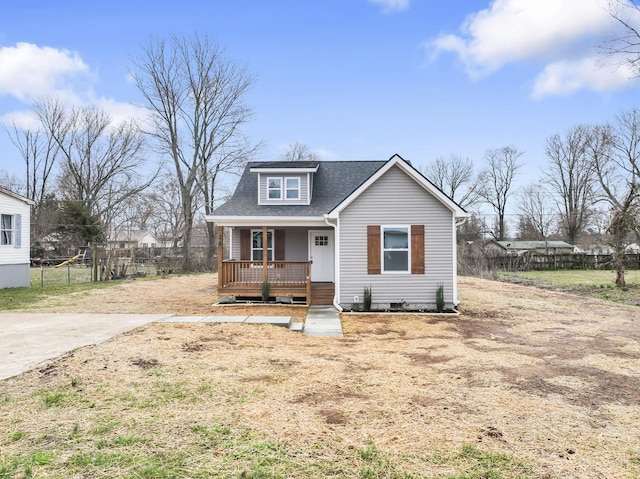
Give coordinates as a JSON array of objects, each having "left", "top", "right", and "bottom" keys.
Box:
[
  {"left": 262, "top": 225, "right": 268, "bottom": 283},
  {"left": 217, "top": 225, "right": 223, "bottom": 290}
]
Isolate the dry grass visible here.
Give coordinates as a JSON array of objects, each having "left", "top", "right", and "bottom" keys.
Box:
[{"left": 1, "top": 274, "right": 640, "bottom": 478}]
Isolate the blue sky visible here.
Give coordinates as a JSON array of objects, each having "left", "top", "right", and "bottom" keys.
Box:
[{"left": 1, "top": 0, "right": 639, "bottom": 187}]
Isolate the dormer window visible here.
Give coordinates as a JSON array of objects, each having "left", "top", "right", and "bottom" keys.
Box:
[
  {"left": 285, "top": 177, "right": 300, "bottom": 199},
  {"left": 267, "top": 178, "right": 282, "bottom": 199},
  {"left": 267, "top": 177, "right": 301, "bottom": 200},
  {"left": 252, "top": 162, "right": 318, "bottom": 205}
]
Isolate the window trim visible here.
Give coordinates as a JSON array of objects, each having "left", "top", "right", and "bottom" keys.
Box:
[
  {"left": 251, "top": 229, "right": 274, "bottom": 261},
  {"left": 0, "top": 214, "right": 14, "bottom": 246},
  {"left": 267, "top": 177, "right": 282, "bottom": 200},
  {"left": 285, "top": 177, "right": 300, "bottom": 199},
  {"left": 381, "top": 225, "right": 410, "bottom": 274}
]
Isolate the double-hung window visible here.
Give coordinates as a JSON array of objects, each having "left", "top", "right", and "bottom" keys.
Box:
[
  {"left": 267, "top": 178, "right": 282, "bottom": 199},
  {"left": 267, "top": 177, "right": 300, "bottom": 200},
  {"left": 285, "top": 177, "right": 300, "bottom": 199},
  {"left": 382, "top": 226, "right": 409, "bottom": 273},
  {"left": 251, "top": 229, "right": 273, "bottom": 261},
  {"left": 0, "top": 214, "right": 13, "bottom": 246}
]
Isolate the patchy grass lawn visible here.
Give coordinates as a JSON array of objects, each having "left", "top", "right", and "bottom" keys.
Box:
[
  {"left": 500, "top": 269, "right": 640, "bottom": 306},
  {"left": 1, "top": 275, "right": 640, "bottom": 478}
]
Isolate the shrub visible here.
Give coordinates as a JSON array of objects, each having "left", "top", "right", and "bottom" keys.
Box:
[
  {"left": 436, "top": 284, "right": 445, "bottom": 313},
  {"left": 363, "top": 286, "right": 372, "bottom": 311}
]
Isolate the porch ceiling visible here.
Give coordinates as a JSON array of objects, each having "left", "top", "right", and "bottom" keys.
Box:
[{"left": 206, "top": 215, "right": 329, "bottom": 227}]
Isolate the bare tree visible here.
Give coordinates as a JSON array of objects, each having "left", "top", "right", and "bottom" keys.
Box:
[
  {"left": 478, "top": 146, "right": 524, "bottom": 241},
  {"left": 543, "top": 125, "right": 596, "bottom": 244},
  {"left": 423, "top": 154, "right": 479, "bottom": 209},
  {"left": 516, "top": 183, "right": 557, "bottom": 242},
  {"left": 35, "top": 98, "right": 152, "bottom": 238},
  {"left": 602, "top": 0, "right": 640, "bottom": 77},
  {"left": 280, "top": 141, "right": 319, "bottom": 162},
  {"left": 588, "top": 111, "right": 640, "bottom": 287},
  {"left": 132, "top": 34, "right": 256, "bottom": 270},
  {"left": 145, "top": 172, "right": 187, "bottom": 248},
  {"left": 199, "top": 141, "right": 259, "bottom": 267},
  {"left": 0, "top": 171, "right": 24, "bottom": 193},
  {"left": 6, "top": 119, "right": 61, "bottom": 247}
]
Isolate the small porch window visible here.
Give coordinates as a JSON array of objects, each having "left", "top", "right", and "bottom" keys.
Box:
[
  {"left": 252, "top": 229, "right": 273, "bottom": 261},
  {"left": 1, "top": 214, "right": 13, "bottom": 245}
]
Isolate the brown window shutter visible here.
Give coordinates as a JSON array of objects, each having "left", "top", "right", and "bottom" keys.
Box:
[
  {"left": 274, "top": 229, "right": 285, "bottom": 260},
  {"left": 411, "top": 224, "right": 425, "bottom": 274},
  {"left": 240, "top": 229, "right": 250, "bottom": 260},
  {"left": 367, "top": 225, "right": 381, "bottom": 274}
]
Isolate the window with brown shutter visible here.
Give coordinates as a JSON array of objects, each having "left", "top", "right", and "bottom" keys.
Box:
[
  {"left": 367, "top": 225, "right": 381, "bottom": 274},
  {"left": 240, "top": 229, "right": 250, "bottom": 260},
  {"left": 411, "top": 224, "right": 425, "bottom": 274},
  {"left": 274, "top": 229, "right": 285, "bottom": 260}
]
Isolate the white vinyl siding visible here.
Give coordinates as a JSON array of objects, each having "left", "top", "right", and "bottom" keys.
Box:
[
  {"left": 258, "top": 173, "right": 310, "bottom": 205},
  {"left": 338, "top": 165, "right": 455, "bottom": 309},
  {"left": 0, "top": 191, "right": 31, "bottom": 288}
]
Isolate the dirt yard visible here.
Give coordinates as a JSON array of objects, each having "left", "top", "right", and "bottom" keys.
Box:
[{"left": 2, "top": 274, "right": 640, "bottom": 478}]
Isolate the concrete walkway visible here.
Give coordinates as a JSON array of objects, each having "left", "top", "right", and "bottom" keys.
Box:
[
  {"left": 303, "top": 306, "right": 343, "bottom": 337},
  {"left": 0, "top": 307, "right": 342, "bottom": 381}
]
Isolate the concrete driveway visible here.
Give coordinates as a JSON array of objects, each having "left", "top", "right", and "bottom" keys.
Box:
[
  {"left": 0, "top": 309, "right": 340, "bottom": 381},
  {"left": 0, "top": 313, "right": 172, "bottom": 380}
]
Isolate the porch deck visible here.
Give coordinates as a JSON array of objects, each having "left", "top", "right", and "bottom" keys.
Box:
[{"left": 217, "top": 260, "right": 334, "bottom": 305}]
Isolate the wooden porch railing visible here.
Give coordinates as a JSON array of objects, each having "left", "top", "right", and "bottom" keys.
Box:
[{"left": 219, "top": 260, "right": 311, "bottom": 288}]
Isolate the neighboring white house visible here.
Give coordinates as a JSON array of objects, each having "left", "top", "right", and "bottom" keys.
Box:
[
  {"left": 0, "top": 187, "right": 34, "bottom": 288},
  {"left": 107, "top": 230, "right": 161, "bottom": 250}
]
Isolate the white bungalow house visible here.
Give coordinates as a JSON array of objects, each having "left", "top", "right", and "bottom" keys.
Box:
[
  {"left": 0, "top": 187, "right": 34, "bottom": 288},
  {"left": 206, "top": 154, "right": 468, "bottom": 310}
]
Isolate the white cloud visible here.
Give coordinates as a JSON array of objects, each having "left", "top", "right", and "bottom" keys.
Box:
[
  {"left": 532, "top": 56, "right": 634, "bottom": 98},
  {"left": 0, "top": 42, "right": 147, "bottom": 128},
  {"left": 0, "top": 42, "right": 92, "bottom": 101},
  {"left": 369, "top": 0, "right": 410, "bottom": 13},
  {"left": 431, "top": 0, "right": 613, "bottom": 75},
  {"left": 96, "top": 98, "right": 148, "bottom": 125},
  {"left": 427, "top": 0, "right": 640, "bottom": 96},
  {"left": 0, "top": 109, "right": 40, "bottom": 130}
]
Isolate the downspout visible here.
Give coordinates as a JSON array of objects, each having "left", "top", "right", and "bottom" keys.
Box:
[{"left": 323, "top": 215, "right": 342, "bottom": 312}]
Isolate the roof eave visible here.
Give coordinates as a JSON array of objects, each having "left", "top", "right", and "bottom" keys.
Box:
[
  {"left": 328, "top": 154, "right": 468, "bottom": 218},
  {"left": 205, "top": 215, "right": 328, "bottom": 227}
]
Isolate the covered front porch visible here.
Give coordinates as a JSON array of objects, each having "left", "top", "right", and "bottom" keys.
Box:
[{"left": 216, "top": 225, "right": 335, "bottom": 305}]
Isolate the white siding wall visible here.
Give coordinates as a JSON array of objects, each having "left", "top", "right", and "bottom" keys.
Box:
[
  {"left": 258, "top": 173, "right": 309, "bottom": 205},
  {"left": 0, "top": 192, "right": 31, "bottom": 288},
  {"left": 338, "top": 165, "right": 455, "bottom": 309}
]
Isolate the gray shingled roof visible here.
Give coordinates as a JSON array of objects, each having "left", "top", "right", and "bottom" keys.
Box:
[{"left": 211, "top": 160, "right": 386, "bottom": 217}]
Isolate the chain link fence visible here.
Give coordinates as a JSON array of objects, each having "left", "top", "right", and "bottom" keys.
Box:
[{"left": 31, "top": 261, "right": 159, "bottom": 287}]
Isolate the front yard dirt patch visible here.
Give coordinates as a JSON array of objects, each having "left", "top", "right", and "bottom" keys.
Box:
[{"left": 1, "top": 274, "right": 640, "bottom": 477}]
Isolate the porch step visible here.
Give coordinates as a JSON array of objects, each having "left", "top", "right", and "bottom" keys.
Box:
[
  {"left": 310, "top": 283, "right": 335, "bottom": 306},
  {"left": 289, "top": 322, "right": 304, "bottom": 332}
]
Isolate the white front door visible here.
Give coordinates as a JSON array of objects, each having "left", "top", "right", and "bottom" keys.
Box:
[{"left": 308, "top": 230, "right": 334, "bottom": 282}]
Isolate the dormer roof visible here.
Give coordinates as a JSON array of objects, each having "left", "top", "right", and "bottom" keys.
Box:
[{"left": 249, "top": 161, "right": 319, "bottom": 173}]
